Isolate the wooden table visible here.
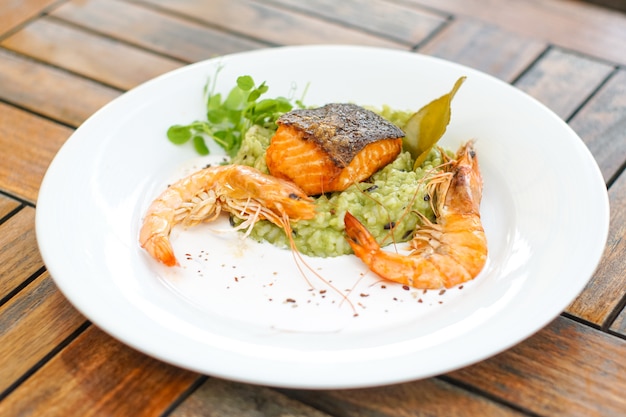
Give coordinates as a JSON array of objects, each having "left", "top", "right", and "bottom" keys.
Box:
[{"left": 1, "top": 1, "right": 625, "bottom": 415}]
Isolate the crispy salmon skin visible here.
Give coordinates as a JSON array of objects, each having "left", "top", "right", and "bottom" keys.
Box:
[{"left": 266, "top": 103, "right": 404, "bottom": 195}]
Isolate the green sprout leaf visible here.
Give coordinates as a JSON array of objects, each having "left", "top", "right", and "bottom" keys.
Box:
[
  {"left": 167, "top": 72, "right": 305, "bottom": 157},
  {"left": 403, "top": 76, "right": 466, "bottom": 169},
  {"left": 192, "top": 136, "right": 209, "bottom": 155},
  {"left": 167, "top": 125, "right": 192, "bottom": 144},
  {"left": 236, "top": 75, "right": 255, "bottom": 91}
]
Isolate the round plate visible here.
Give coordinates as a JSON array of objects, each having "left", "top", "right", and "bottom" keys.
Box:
[{"left": 36, "top": 45, "right": 609, "bottom": 389}]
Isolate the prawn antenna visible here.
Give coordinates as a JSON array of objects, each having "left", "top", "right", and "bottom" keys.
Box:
[{"left": 281, "top": 214, "right": 358, "bottom": 316}]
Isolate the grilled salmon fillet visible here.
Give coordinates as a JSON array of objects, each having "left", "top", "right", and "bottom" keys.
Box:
[{"left": 266, "top": 103, "right": 404, "bottom": 195}]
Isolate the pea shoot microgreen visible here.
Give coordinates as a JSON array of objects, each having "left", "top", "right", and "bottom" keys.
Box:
[{"left": 167, "top": 69, "right": 306, "bottom": 157}]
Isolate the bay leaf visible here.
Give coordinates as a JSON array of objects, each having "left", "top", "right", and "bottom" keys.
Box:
[{"left": 403, "top": 76, "right": 466, "bottom": 169}]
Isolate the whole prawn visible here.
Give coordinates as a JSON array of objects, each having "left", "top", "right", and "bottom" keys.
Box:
[
  {"left": 344, "top": 141, "right": 487, "bottom": 289},
  {"left": 140, "top": 164, "right": 316, "bottom": 266}
]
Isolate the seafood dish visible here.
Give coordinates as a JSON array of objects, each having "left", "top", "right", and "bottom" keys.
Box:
[{"left": 140, "top": 92, "right": 488, "bottom": 289}]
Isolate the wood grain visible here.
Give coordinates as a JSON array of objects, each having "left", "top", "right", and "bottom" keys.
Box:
[
  {"left": 282, "top": 377, "right": 526, "bottom": 417},
  {"left": 0, "top": 195, "right": 20, "bottom": 221},
  {"left": 0, "top": 103, "right": 73, "bottom": 203},
  {"left": 609, "top": 302, "right": 626, "bottom": 336},
  {"left": 51, "top": 0, "right": 271, "bottom": 62},
  {"left": 567, "top": 166, "right": 626, "bottom": 326},
  {"left": 0, "top": 0, "right": 58, "bottom": 36},
  {"left": 418, "top": 16, "right": 546, "bottom": 82},
  {"left": 1, "top": 17, "right": 183, "bottom": 91},
  {"left": 403, "top": 0, "right": 626, "bottom": 66},
  {"left": 0, "top": 326, "right": 199, "bottom": 417},
  {"left": 513, "top": 47, "right": 614, "bottom": 120},
  {"left": 133, "top": 0, "right": 408, "bottom": 48},
  {"left": 0, "top": 49, "right": 120, "bottom": 127},
  {"left": 568, "top": 69, "right": 626, "bottom": 184},
  {"left": 261, "top": 0, "right": 447, "bottom": 45},
  {"left": 171, "top": 379, "right": 333, "bottom": 417},
  {"left": 448, "top": 316, "right": 626, "bottom": 416},
  {"left": 0, "top": 208, "right": 42, "bottom": 302},
  {"left": 0, "top": 271, "right": 85, "bottom": 394}
]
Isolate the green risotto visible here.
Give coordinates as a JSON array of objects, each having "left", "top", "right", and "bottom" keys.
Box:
[{"left": 231, "top": 107, "right": 448, "bottom": 258}]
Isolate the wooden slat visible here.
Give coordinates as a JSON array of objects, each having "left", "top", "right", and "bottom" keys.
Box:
[
  {"left": 609, "top": 302, "right": 626, "bottom": 336},
  {"left": 259, "top": 0, "right": 447, "bottom": 45},
  {"left": 448, "top": 317, "right": 626, "bottom": 416},
  {"left": 0, "top": 0, "right": 58, "bottom": 36},
  {"left": 513, "top": 47, "right": 614, "bottom": 120},
  {"left": 567, "top": 168, "right": 626, "bottom": 326},
  {"left": 0, "top": 326, "right": 199, "bottom": 416},
  {"left": 132, "top": 0, "right": 408, "bottom": 48},
  {"left": 418, "top": 16, "right": 546, "bottom": 82},
  {"left": 1, "top": 17, "right": 183, "bottom": 91},
  {"left": 403, "top": 0, "right": 626, "bottom": 66},
  {"left": 0, "top": 103, "right": 72, "bottom": 203},
  {"left": 568, "top": 69, "right": 626, "bottom": 184},
  {"left": 0, "top": 208, "right": 42, "bottom": 301},
  {"left": 0, "top": 271, "right": 85, "bottom": 394},
  {"left": 0, "top": 49, "right": 120, "bottom": 127},
  {"left": 0, "top": 195, "right": 20, "bottom": 221},
  {"left": 282, "top": 377, "right": 525, "bottom": 416},
  {"left": 52, "top": 0, "right": 269, "bottom": 63},
  {"left": 584, "top": 0, "right": 626, "bottom": 13},
  {"left": 171, "top": 379, "right": 333, "bottom": 416}
]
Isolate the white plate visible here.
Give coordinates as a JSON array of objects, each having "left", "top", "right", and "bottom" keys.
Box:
[{"left": 36, "top": 45, "right": 609, "bottom": 389}]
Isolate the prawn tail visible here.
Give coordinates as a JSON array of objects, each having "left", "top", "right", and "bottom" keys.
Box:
[{"left": 142, "top": 234, "right": 178, "bottom": 267}]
